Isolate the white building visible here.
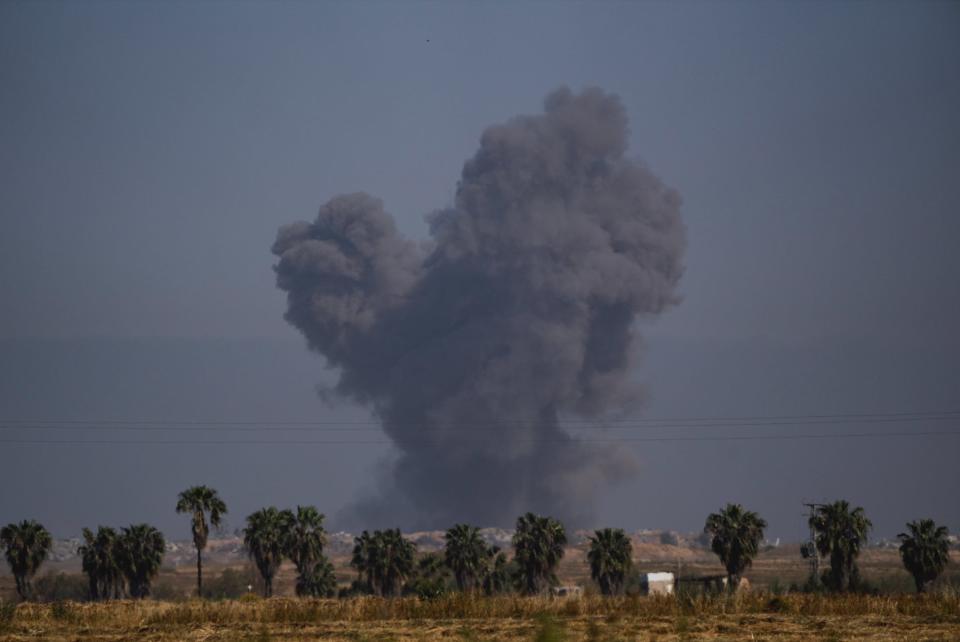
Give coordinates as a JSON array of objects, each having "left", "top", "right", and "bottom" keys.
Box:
[{"left": 640, "top": 572, "right": 675, "bottom": 595}]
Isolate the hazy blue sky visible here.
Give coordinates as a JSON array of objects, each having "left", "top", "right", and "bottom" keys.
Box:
[{"left": 1, "top": 1, "right": 958, "bottom": 539}]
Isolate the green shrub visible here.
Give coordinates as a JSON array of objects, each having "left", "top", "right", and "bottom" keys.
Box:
[
  {"left": 459, "top": 627, "right": 480, "bottom": 641},
  {"left": 532, "top": 613, "right": 567, "bottom": 642},
  {"left": 339, "top": 579, "right": 373, "bottom": 598},
  {"left": 403, "top": 552, "right": 453, "bottom": 600},
  {"left": 50, "top": 600, "right": 76, "bottom": 621},
  {"left": 0, "top": 600, "right": 15, "bottom": 629},
  {"left": 203, "top": 566, "right": 261, "bottom": 599},
  {"left": 150, "top": 581, "right": 185, "bottom": 601},
  {"left": 33, "top": 572, "right": 89, "bottom": 602},
  {"left": 768, "top": 578, "right": 787, "bottom": 595},
  {"left": 766, "top": 596, "right": 790, "bottom": 613}
]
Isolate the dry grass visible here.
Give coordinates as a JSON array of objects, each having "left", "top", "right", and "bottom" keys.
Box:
[
  {"left": 2, "top": 546, "right": 957, "bottom": 639},
  {"left": 2, "top": 592, "right": 958, "bottom": 641}
]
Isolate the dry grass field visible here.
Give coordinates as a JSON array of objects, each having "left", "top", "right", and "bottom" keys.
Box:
[
  {"left": 2, "top": 543, "right": 958, "bottom": 640},
  {"left": 1, "top": 592, "right": 959, "bottom": 641}
]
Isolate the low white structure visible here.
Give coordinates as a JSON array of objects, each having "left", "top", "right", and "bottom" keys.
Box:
[
  {"left": 640, "top": 572, "right": 675, "bottom": 596},
  {"left": 551, "top": 585, "right": 583, "bottom": 597}
]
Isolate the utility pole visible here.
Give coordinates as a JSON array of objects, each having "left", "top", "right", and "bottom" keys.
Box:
[{"left": 802, "top": 502, "right": 826, "bottom": 585}]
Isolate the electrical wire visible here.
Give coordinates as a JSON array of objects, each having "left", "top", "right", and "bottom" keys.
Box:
[
  {"left": 0, "top": 429, "right": 957, "bottom": 446},
  {"left": 0, "top": 410, "right": 957, "bottom": 432}
]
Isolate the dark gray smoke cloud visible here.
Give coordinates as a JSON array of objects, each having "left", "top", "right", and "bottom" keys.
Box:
[{"left": 272, "top": 87, "right": 686, "bottom": 529}]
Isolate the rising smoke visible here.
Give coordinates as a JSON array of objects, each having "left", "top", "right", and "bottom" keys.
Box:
[{"left": 272, "top": 87, "right": 686, "bottom": 529}]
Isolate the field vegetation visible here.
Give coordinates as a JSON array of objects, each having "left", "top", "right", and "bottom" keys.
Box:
[{"left": 1, "top": 591, "right": 958, "bottom": 641}]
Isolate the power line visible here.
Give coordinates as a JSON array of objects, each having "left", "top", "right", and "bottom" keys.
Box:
[
  {"left": 2, "top": 408, "right": 957, "bottom": 424},
  {"left": 0, "top": 429, "right": 957, "bottom": 446},
  {"left": 0, "top": 410, "right": 957, "bottom": 432}
]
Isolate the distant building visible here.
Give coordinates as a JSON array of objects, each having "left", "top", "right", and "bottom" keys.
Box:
[
  {"left": 639, "top": 572, "right": 674, "bottom": 595},
  {"left": 551, "top": 585, "right": 583, "bottom": 597}
]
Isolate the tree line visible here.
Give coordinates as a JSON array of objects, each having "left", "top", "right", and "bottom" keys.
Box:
[{"left": 1, "top": 486, "right": 952, "bottom": 601}]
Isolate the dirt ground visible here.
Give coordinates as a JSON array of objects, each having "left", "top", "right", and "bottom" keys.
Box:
[{"left": 2, "top": 615, "right": 959, "bottom": 641}]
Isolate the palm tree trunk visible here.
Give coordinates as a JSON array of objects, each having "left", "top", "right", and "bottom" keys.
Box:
[
  {"left": 728, "top": 573, "right": 740, "bottom": 593},
  {"left": 196, "top": 547, "right": 203, "bottom": 597}
]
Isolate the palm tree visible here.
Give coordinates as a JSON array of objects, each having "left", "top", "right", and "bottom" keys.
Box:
[
  {"left": 243, "top": 506, "right": 291, "bottom": 597},
  {"left": 295, "top": 557, "right": 338, "bottom": 598},
  {"left": 350, "top": 528, "right": 416, "bottom": 597},
  {"left": 175, "top": 485, "right": 227, "bottom": 597},
  {"left": 704, "top": 504, "right": 767, "bottom": 590},
  {"left": 350, "top": 530, "right": 376, "bottom": 594},
  {"left": 283, "top": 505, "right": 334, "bottom": 597},
  {"left": 482, "top": 545, "right": 511, "bottom": 596},
  {"left": 444, "top": 523, "right": 488, "bottom": 592},
  {"left": 78, "top": 526, "right": 124, "bottom": 600},
  {"left": 898, "top": 519, "right": 950, "bottom": 593},
  {"left": 512, "top": 512, "right": 567, "bottom": 595},
  {"left": 118, "top": 524, "right": 166, "bottom": 598},
  {"left": 405, "top": 552, "right": 450, "bottom": 598},
  {"left": 587, "top": 528, "right": 633, "bottom": 595},
  {"left": 380, "top": 529, "right": 416, "bottom": 597},
  {"left": 1, "top": 520, "right": 52, "bottom": 600},
  {"left": 810, "top": 500, "right": 872, "bottom": 592}
]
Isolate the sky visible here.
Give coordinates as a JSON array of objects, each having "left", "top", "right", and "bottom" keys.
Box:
[{"left": 0, "top": 1, "right": 958, "bottom": 541}]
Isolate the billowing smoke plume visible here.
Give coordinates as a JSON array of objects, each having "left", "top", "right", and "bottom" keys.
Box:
[{"left": 272, "top": 87, "right": 686, "bottom": 529}]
